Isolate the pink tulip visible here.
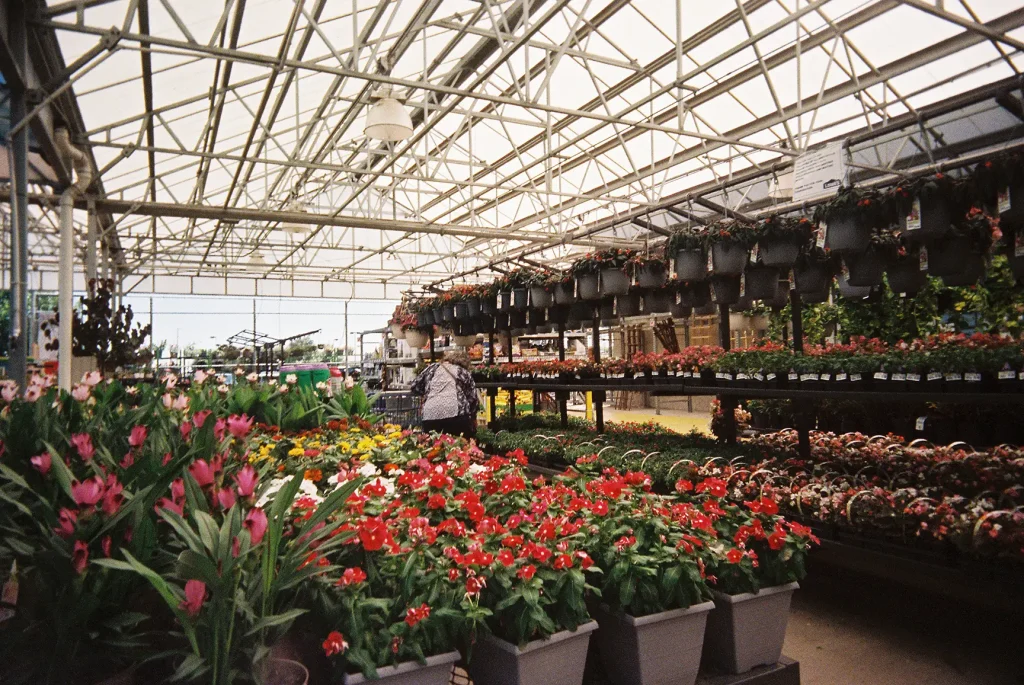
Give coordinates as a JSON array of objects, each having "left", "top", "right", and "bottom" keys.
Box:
[
  {"left": 72, "top": 540, "right": 89, "bottom": 575},
  {"left": 162, "top": 452, "right": 173, "bottom": 466},
  {"left": 226, "top": 414, "right": 254, "bottom": 440},
  {"left": 173, "top": 394, "right": 189, "bottom": 411},
  {"left": 120, "top": 453, "right": 134, "bottom": 469},
  {"left": 55, "top": 508, "right": 77, "bottom": 538},
  {"left": 30, "top": 453, "right": 51, "bottom": 475},
  {"left": 1, "top": 382, "right": 17, "bottom": 403},
  {"left": 180, "top": 579, "right": 206, "bottom": 618},
  {"left": 234, "top": 465, "right": 258, "bottom": 497},
  {"left": 179, "top": 421, "right": 192, "bottom": 440},
  {"left": 216, "top": 487, "right": 236, "bottom": 510},
  {"left": 243, "top": 508, "right": 268, "bottom": 545},
  {"left": 128, "top": 425, "right": 147, "bottom": 448},
  {"left": 163, "top": 374, "right": 177, "bottom": 389},
  {"left": 70, "top": 384, "right": 90, "bottom": 402},
  {"left": 213, "top": 418, "right": 227, "bottom": 442},
  {"left": 81, "top": 371, "right": 101, "bottom": 387},
  {"left": 70, "top": 433, "right": 95, "bottom": 462},
  {"left": 156, "top": 497, "right": 183, "bottom": 517},
  {"left": 102, "top": 475, "right": 124, "bottom": 515},
  {"left": 193, "top": 369, "right": 209, "bottom": 385},
  {"left": 71, "top": 476, "right": 105, "bottom": 507},
  {"left": 162, "top": 393, "right": 173, "bottom": 409},
  {"left": 192, "top": 409, "right": 212, "bottom": 429},
  {"left": 171, "top": 478, "right": 186, "bottom": 502},
  {"left": 188, "top": 459, "right": 215, "bottom": 488}
]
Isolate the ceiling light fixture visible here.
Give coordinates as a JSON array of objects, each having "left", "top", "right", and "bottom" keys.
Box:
[{"left": 364, "top": 85, "right": 413, "bottom": 142}]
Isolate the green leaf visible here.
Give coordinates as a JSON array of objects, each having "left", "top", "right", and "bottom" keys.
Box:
[
  {"left": 193, "top": 510, "right": 220, "bottom": 555},
  {"left": 170, "top": 653, "right": 208, "bottom": 682},
  {"left": 43, "top": 440, "right": 75, "bottom": 501},
  {"left": 246, "top": 608, "right": 307, "bottom": 635}
]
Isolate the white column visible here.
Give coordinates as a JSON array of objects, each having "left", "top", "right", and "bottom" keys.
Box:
[{"left": 58, "top": 190, "right": 74, "bottom": 391}]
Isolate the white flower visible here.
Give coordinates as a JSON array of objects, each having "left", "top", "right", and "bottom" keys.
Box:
[
  {"left": 173, "top": 394, "right": 189, "bottom": 411},
  {"left": 217, "top": 384, "right": 229, "bottom": 394},
  {"left": 0, "top": 381, "right": 17, "bottom": 403},
  {"left": 194, "top": 369, "right": 209, "bottom": 384},
  {"left": 357, "top": 463, "right": 380, "bottom": 478},
  {"left": 81, "top": 371, "right": 102, "bottom": 386},
  {"left": 256, "top": 477, "right": 290, "bottom": 507},
  {"left": 234, "top": 367, "right": 245, "bottom": 376},
  {"left": 316, "top": 381, "right": 328, "bottom": 391},
  {"left": 298, "top": 479, "right": 321, "bottom": 499},
  {"left": 70, "top": 384, "right": 90, "bottom": 402},
  {"left": 267, "top": 379, "right": 278, "bottom": 386},
  {"left": 278, "top": 385, "right": 289, "bottom": 394},
  {"left": 246, "top": 372, "right": 258, "bottom": 383},
  {"left": 125, "top": 386, "right": 138, "bottom": 396},
  {"left": 162, "top": 393, "right": 173, "bottom": 409},
  {"left": 344, "top": 377, "right": 355, "bottom": 390},
  {"left": 286, "top": 374, "right": 298, "bottom": 385},
  {"left": 468, "top": 463, "right": 487, "bottom": 475}
]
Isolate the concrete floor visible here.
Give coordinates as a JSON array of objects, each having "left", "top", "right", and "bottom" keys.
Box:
[{"left": 784, "top": 563, "right": 1023, "bottom": 685}]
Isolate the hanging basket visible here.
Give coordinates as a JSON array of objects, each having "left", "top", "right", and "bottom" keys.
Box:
[
  {"left": 1009, "top": 255, "right": 1024, "bottom": 283},
  {"left": 616, "top": 292, "right": 643, "bottom": 317},
  {"left": 902, "top": 193, "right": 952, "bottom": 243},
  {"left": 758, "top": 240, "right": 801, "bottom": 268},
  {"left": 498, "top": 290, "right": 512, "bottom": 311},
  {"left": 529, "top": 286, "right": 553, "bottom": 309},
  {"left": 480, "top": 295, "right": 497, "bottom": 316},
  {"left": 567, "top": 302, "right": 594, "bottom": 326},
  {"left": 674, "top": 249, "right": 708, "bottom": 281},
  {"left": 404, "top": 329, "right": 429, "bottom": 349},
  {"left": 554, "top": 281, "right": 576, "bottom": 305},
  {"left": 389, "top": 323, "right": 405, "bottom": 340},
  {"left": 800, "top": 286, "right": 830, "bottom": 304},
  {"left": 643, "top": 290, "right": 672, "bottom": 314},
  {"left": 635, "top": 263, "right": 668, "bottom": 289},
  {"left": 743, "top": 265, "right": 780, "bottom": 300},
  {"left": 886, "top": 260, "right": 927, "bottom": 295},
  {"left": 577, "top": 273, "right": 601, "bottom": 301},
  {"left": 599, "top": 299, "right": 616, "bottom": 322},
  {"left": 710, "top": 242, "right": 749, "bottom": 276},
  {"left": 793, "top": 262, "right": 831, "bottom": 295},
  {"left": 710, "top": 275, "right": 741, "bottom": 305},
  {"left": 824, "top": 214, "right": 871, "bottom": 253},
  {"left": 844, "top": 248, "right": 891, "bottom": 287},
  {"left": 416, "top": 311, "right": 433, "bottom": 328},
  {"left": 670, "top": 301, "right": 693, "bottom": 319},
  {"left": 507, "top": 310, "right": 527, "bottom": 329},
  {"left": 431, "top": 308, "right": 445, "bottom": 325},
  {"left": 512, "top": 288, "right": 529, "bottom": 310},
  {"left": 695, "top": 302, "right": 718, "bottom": 316},
  {"left": 927, "top": 237, "right": 973, "bottom": 277},
  {"left": 939, "top": 254, "right": 986, "bottom": 287},
  {"left": 453, "top": 302, "right": 472, "bottom": 320},
  {"left": 679, "top": 281, "right": 711, "bottom": 308},
  {"left": 466, "top": 297, "right": 481, "bottom": 317},
  {"left": 441, "top": 304, "right": 455, "bottom": 322},
  {"left": 837, "top": 273, "right": 871, "bottom": 299},
  {"left": 493, "top": 312, "right": 510, "bottom": 330},
  {"left": 478, "top": 316, "right": 496, "bottom": 333},
  {"left": 452, "top": 334, "right": 477, "bottom": 347},
  {"left": 599, "top": 268, "right": 630, "bottom": 296}
]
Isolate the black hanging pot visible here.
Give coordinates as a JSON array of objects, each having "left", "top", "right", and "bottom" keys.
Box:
[
  {"left": 1009, "top": 254, "right": 1024, "bottom": 283},
  {"left": 529, "top": 286, "right": 553, "bottom": 309},
  {"left": 615, "top": 292, "right": 643, "bottom": 317},
  {"left": 793, "top": 261, "right": 831, "bottom": 295},
  {"left": 733, "top": 293, "right": 756, "bottom": 313},
  {"left": 695, "top": 302, "right": 718, "bottom": 316},
  {"left": 567, "top": 301, "right": 594, "bottom": 326},
  {"left": 478, "top": 316, "right": 496, "bottom": 333},
  {"left": 498, "top": 290, "right": 512, "bottom": 311},
  {"left": 673, "top": 249, "right": 708, "bottom": 281},
  {"left": 886, "top": 260, "right": 927, "bottom": 295},
  {"left": 554, "top": 281, "right": 576, "bottom": 305},
  {"left": 494, "top": 312, "right": 510, "bottom": 330},
  {"left": 599, "top": 268, "right": 630, "bottom": 296},
  {"left": 824, "top": 213, "right": 871, "bottom": 253},
  {"left": 480, "top": 295, "right": 496, "bottom": 316},
  {"left": 442, "top": 303, "right": 455, "bottom": 322},
  {"left": 710, "top": 274, "right": 741, "bottom": 305},
  {"left": 1002, "top": 178, "right": 1024, "bottom": 222},
  {"left": 598, "top": 299, "right": 616, "bottom": 322},
  {"left": 744, "top": 265, "right": 780, "bottom": 300},
  {"left": 432, "top": 307, "right": 445, "bottom": 325},
  {"left": 710, "top": 242, "right": 749, "bottom": 276},
  {"left": 758, "top": 239, "right": 802, "bottom": 268},
  {"left": 902, "top": 192, "right": 952, "bottom": 243},
  {"left": 512, "top": 288, "right": 529, "bottom": 310},
  {"left": 508, "top": 310, "right": 527, "bottom": 328},
  {"left": 837, "top": 273, "right": 871, "bottom": 299},
  {"left": 453, "top": 302, "right": 471, "bottom": 320},
  {"left": 800, "top": 286, "right": 830, "bottom": 304},
  {"left": 939, "top": 254, "right": 986, "bottom": 287},
  {"left": 526, "top": 307, "right": 547, "bottom": 327},
  {"left": 577, "top": 273, "right": 601, "bottom": 301},
  {"left": 679, "top": 280, "right": 711, "bottom": 308},
  {"left": 670, "top": 300, "right": 693, "bottom": 319},
  {"left": 764, "top": 282, "right": 791, "bottom": 309},
  {"left": 635, "top": 263, "right": 668, "bottom": 289},
  {"left": 416, "top": 311, "right": 432, "bottom": 328},
  {"left": 844, "top": 248, "right": 891, "bottom": 287},
  {"left": 466, "top": 297, "right": 481, "bottom": 317},
  {"left": 927, "top": 237, "right": 972, "bottom": 277},
  {"left": 643, "top": 289, "right": 672, "bottom": 314}
]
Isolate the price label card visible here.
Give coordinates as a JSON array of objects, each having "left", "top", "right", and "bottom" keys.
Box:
[
  {"left": 892, "top": 373, "right": 907, "bottom": 382},
  {"left": 1015, "top": 232, "right": 1024, "bottom": 258},
  {"left": 915, "top": 416, "right": 927, "bottom": 432},
  {"left": 928, "top": 372, "right": 943, "bottom": 381},
  {"left": 767, "top": 373, "right": 777, "bottom": 381},
  {"left": 836, "top": 372, "right": 848, "bottom": 381},
  {"left": 815, "top": 222, "right": 827, "bottom": 248},
  {"left": 998, "top": 370, "right": 1015, "bottom": 380},
  {"left": 800, "top": 373, "right": 817, "bottom": 382},
  {"left": 874, "top": 372, "right": 888, "bottom": 380},
  {"left": 945, "top": 373, "right": 962, "bottom": 382},
  {"left": 707, "top": 250, "right": 715, "bottom": 272},
  {"left": 739, "top": 273, "right": 746, "bottom": 297},
  {"left": 684, "top": 371, "right": 693, "bottom": 378},
  {"left": 919, "top": 246, "right": 928, "bottom": 272},
  {"left": 737, "top": 373, "right": 749, "bottom": 380},
  {"left": 965, "top": 372, "right": 982, "bottom": 382},
  {"left": 789, "top": 269, "right": 796, "bottom": 290},
  {"left": 820, "top": 373, "right": 832, "bottom": 381},
  {"left": 905, "top": 197, "right": 922, "bottom": 231},
  {"left": 907, "top": 373, "right": 921, "bottom": 382},
  {"left": 675, "top": 291, "right": 682, "bottom": 305},
  {"left": 998, "top": 186, "right": 1011, "bottom": 213},
  {"left": 754, "top": 373, "right": 764, "bottom": 382},
  {"left": 851, "top": 373, "right": 862, "bottom": 382},
  {"left": 788, "top": 372, "right": 799, "bottom": 381},
  {"left": 750, "top": 244, "right": 759, "bottom": 264}
]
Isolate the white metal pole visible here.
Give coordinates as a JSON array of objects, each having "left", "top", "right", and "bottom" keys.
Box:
[
  {"left": 58, "top": 190, "right": 74, "bottom": 391},
  {"left": 86, "top": 200, "right": 97, "bottom": 283}
]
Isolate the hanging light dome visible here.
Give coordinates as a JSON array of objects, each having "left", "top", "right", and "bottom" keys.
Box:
[
  {"left": 364, "top": 85, "right": 413, "bottom": 142},
  {"left": 281, "top": 200, "right": 310, "bottom": 234},
  {"left": 247, "top": 251, "right": 267, "bottom": 272}
]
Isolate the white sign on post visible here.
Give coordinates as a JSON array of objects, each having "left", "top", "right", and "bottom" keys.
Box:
[{"left": 792, "top": 142, "right": 847, "bottom": 202}]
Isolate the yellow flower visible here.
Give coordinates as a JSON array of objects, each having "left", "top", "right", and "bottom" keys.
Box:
[{"left": 287, "top": 447, "right": 304, "bottom": 458}]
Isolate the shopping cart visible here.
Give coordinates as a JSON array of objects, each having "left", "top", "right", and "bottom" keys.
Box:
[{"left": 373, "top": 390, "right": 423, "bottom": 428}]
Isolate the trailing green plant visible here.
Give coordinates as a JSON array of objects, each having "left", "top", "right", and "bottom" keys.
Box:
[
  {"left": 666, "top": 225, "right": 708, "bottom": 255},
  {"left": 756, "top": 215, "right": 814, "bottom": 245},
  {"left": 569, "top": 249, "right": 636, "bottom": 276}
]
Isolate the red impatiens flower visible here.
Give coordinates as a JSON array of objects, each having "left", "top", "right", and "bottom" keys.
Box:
[
  {"left": 358, "top": 517, "right": 391, "bottom": 552},
  {"left": 405, "top": 603, "right": 431, "bottom": 627},
  {"left": 497, "top": 550, "right": 515, "bottom": 566},
  {"left": 590, "top": 500, "right": 609, "bottom": 516},
  {"left": 427, "top": 494, "right": 447, "bottom": 510},
  {"left": 768, "top": 530, "right": 787, "bottom": 551},
  {"left": 553, "top": 554, "right": 573, "bottom": 570},
  {"left": 726, "top": 548, "right": 744, "bottom": 564},
  {"left": 465, "top": 575, "right": 486, "bottom": 597},
  {"left": 180, "top": 579, "right": 207, "bottom": 617},
  {"left": 696, "top": 478, "right": 727, "bottom": 498},
  {"left": 322, "top": 631, "right": 347, "bottom": 657},
  {"left": 502, "top": 535, "right": 524, "bottom": 548},
  {"left": 517, "top": 564, "right": 537, "bottom": 580},
  {"left": 336, "top": 567, "right": 368, "bottom": 587}
]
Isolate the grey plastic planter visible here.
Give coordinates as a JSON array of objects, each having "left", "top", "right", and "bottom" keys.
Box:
[
  {"left": 468, "top": 621, "right": 597, "bottom": 685},
  {"left": 600, "top": 268, "right": 630, "bottom": 296},
  {"left": 554, "top": 281, "right": 576, "bottom": 305},
  {"left": 679, "top": 281, "right": 711, "bottom": 308},
  {"left": 674, "top": 249, "right": 707, "bottom": 281},
  {"left": 824, "top": 214, "right": 871, "bottom": 253},
  {"left": 886, "top": 261, "right": 926, "bottom": 294},
  {"left": 530, "top": 286, "right": 553, "bottom": 309},
  {"left": 902, "top": 193, "right": 952, "bottom": 243},
  {"left": 593, "top": 602, "right": 714, "bottom": 685},
  {"left": 643, "top": 290, "right": 672, "bottom": 314},
  {"left": 636, "top": 264, "right": 668, "bottom": 289},
  {"left": 453, "top": 302, "right": 471, "bottom": 320},
  {"left": 837, "top": 273, "right": 871, "bottom": 299},
  {"left": 710, "top": 275, "right": 741, "bottom": 305},
  {"left": 498, "top": 291, "right": 512, "bottom": 311},
  {"left": 939, "top": 254, "right": 986, "bottom": 287},
  {"left": 343, "top": 650, "right": 459, "bottom": 685},
  {"left": 577, "top": 273, "right": 601, "bottom": 301},
  {"left": 927, "top": 237, "right": 972, "bottom": 277},
  {"left": 793, "top": 262, "right": 831, "bottom": 295},
  {"left": 702, "top": 582, "right": 798, "bottom": 675},
  {"left": 466, "top": 297, "right": 481, "bottom": 317},
  {"left": 843, "top": 249, "right": 890, "bottom": 287},
  {"left": 758, "top": 240, "right": 801, "bottom": 268},
  {"left": 710, "top": 242, "right": 749, "bottom": 276},
  {"left": 670, "top": 302, "right": 693, "bottom": 319},
  {"left": 615, "top": 292, "right": 642, "bottom": 317},
  {"left": 512, "top": 288, "right": 529, "bottom": 310},
  {"left": 743, "top": 266, "right": 780, "bottom": 300}
]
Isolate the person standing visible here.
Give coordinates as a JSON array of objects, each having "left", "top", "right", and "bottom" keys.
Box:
[{"left": 410, "top": 350, "right": 479, "bottom": 437}]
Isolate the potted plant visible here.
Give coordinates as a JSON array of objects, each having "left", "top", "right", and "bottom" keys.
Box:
[
  {"left": 706, "top": 220, "right": 757, "bottom": 276},
  {"left": 836, "top": 266, "right": 871, "bottom": 299},
  {"left": 615, "top": 292, "right": 643, "bottom": 318},
  {"left": 526, "top": 269, "right": 560, "bottom": 309},
  {"left": 930, "top": 208, "right": 999, "bottom": 285},
  {"left": 667, "top": 225, "right": 709, "bottom": 281},
  {"left": 755, "top": 216, "right": 813, "bottom": 268},
  {"left": 885, "top": 241, "right": 928, "bottom": 295},
  {"left": 504, "top": 269, "right": 535, "bottom": 311},
  {"left": 479, "top": 281, "right": 499, "bottom": 316},
  {"left": 843, "top": 228, "right": 898, "bottom": 287},
  {"left": 816, "top": 186, "right": 883, "bottom": 253},
  {"left": 710, "top": 275, "right": 741, "bottom": 306},
  {"left": 889, "top": 173, "right": 963, "bottom": 243},
  {"left": 643, "top": 286, "right": 673, "bottom": 314},
  {"left": 629, "top": 253, "right": 669, "bottom": 290},
  {"left": 572, "top": 248, "right": 635, "bottom": 297},
  {"left": 792, "top": 245, "right": 834, "bottom": 301},
  {"left": 551, "top": 271, "right": 576, "bottom": 305},
  {"left": 389, "top": 303, "right": 415, "bottom": 340},
  {"left": 678, "top": 280, "right": 712, "bottom": 309},
  {"left": 743, "top": 259, "right": 780, "bottom": 301}
]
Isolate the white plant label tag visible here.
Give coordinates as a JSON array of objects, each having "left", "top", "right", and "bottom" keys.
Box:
[
  {"left": 851, "top": 373, "right": 862, "bottom": 382},
  {"left": 836, "top": 372, "right": 848, "bottom": 381},
  {"left": 707, "top": 250, "right": 715, "bottom": 272},
  {"left": 788, "top": 372, "right": 799, "bottom": 381},
  {"left": 675, "top": 291, "right": 682, "bottom": 305},
  {"left": 928, "top": 372, "right": 943, "bottom": 381},
  {"left": 916, "top": 416, "right": 927, "bottom": 431},
  {"left": 874, "top": 372, "right": 888, "bottom": 380},
  {"left": 739, "top": 273, "right": 746, "bottom": 297},
  {"left": 750, "top": 244, "right": 759, "bottom": 264},
  {"left": 945, "top": 373, "right": 962, "bottom": 382},
  {"left": 965, "top": 372, "right": 982, "bottom": 382},
  {"left": 892, "top": 373, "right": 906, "bottom": 382},
  {"left": 754, "top": 373, "right": 764, "bottom": 382},
  {"left": 907, "top": 373, "right": 921, "bottom": 382},
  {"left": 999, "top": 370, "right": 1015, "bottom": 380},
  {"left": 998, "top": 186, "right": 1011, "bottom": 213},
  {"left": 820, "top": 373, "right": 832, "bottom": 381},
  {"left": 905, "top": 197, "right": 922, "bottom": 231},
  {"left": 1015, "top": 232, "right": 1024, "bottom": 258},
  {"left": 815, "top": 223, "right": 827, "bottom": 248},
  {"left": 800, "top": 373, "right": 817, "bottom": 382},
  {"left": 767, "top": 373, "right": 777, "bottom": 381},
  {"left": 919, "top": 246, "right": 928, "bottom": 272}
]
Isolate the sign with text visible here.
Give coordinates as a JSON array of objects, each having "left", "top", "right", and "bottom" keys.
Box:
[{"left": 792, "top": 142, "right": 846, "bottom": 202}]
